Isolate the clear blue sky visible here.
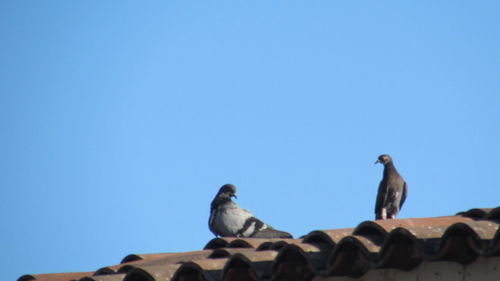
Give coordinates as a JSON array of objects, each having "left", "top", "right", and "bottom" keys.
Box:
[{"left": 1, "top": 1, "right": 499, "bottom": 280}]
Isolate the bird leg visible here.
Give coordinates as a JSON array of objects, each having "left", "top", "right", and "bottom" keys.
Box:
[{"left": 381, "top": 208, "right": 387, "bottom": 220}]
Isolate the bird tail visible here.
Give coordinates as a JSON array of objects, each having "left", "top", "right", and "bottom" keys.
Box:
[{"left": 251, "top": 227, "right": 293, "bottom": 239}]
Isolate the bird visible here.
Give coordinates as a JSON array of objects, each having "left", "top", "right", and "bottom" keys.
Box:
[
  {"left": 209, "top": 184, "right": 293, "bottom": 238},
  {"left": 374, "top": 154, "right": 408, "bottom": 220}
]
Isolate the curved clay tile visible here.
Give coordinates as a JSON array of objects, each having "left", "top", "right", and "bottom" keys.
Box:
[
  {"left": 432, "top": 220, "right": 500, "bottom": 262},
  {"left": 123, "top": 267, "right": 155, "bottom": 281},
  {"left": 486, "top": 206, "right": 500, "bottom": 220},
  {"left": 376, "top": 227, "right": 423, "bottom": 270},
  {"left": 208, "top": 248, "right": 260, "bottom": 259},
  {"left": 456, "top": 208, "right": 493, "bottom": 219},
  {"left": 301, "top": 229, "right": 353, "bottom": 255},
  {"left": 18, "top": 208, "right": 500, "bottom": 281},
  {"left": 460, "top": 220, "right": 500, "bottom": 241},
  {"left": 273, "top": 241, "right": 320, "bottom": 253},
  {"left": 302, "top": 228, "right": 353, "bottom": 246},
  {"left": 121, "top": 255, "right": 144, "bottom": 264},
  {"left": 17, "top": 275, "right": 36, "bottom": 281},
  {"left": 221, "top": 255, "right": 259, "bottom": 281},
  {"left": 204, "top": 237, "right": 287, "bottom": 250},
  {"left": 124, "top": 264, "right": 181, "bottom": 281},
  {"left": 327, "top": 235, "right": 375, "bottom": 277},
  {"left": 208, "top": 248, "right": 233, "bottom": 259},
  {"left": 392, "top": 224, "right": 447, "bottom": 256},
  {"left": 171, "top": 259, "right": 227, "bottom": 281},
  {"left": 227, "top": 239, "right": 257, "bottom": 249},
  {"left": 228, "top": 238, "right": 295, "bottom": 249},
  {"left": 222, "top": 251, "right": 278, "bottom": 280},
  {"left": 117, "top": 265, "right": 135, "bottom": 274},
  {"left": 234, "top": 250, "right": 279, "bottom": 263},
  {"left": 255, "top": 240, "right": 311, "bottom": 252},
  {"left": 255, "top": 241, "right": 277, "bottom": 251},
  {"left": 118, "top": 252, "right": 213, "bottom": 277},
  {"left": 80, "top": 274, "right": 126, "bottom": 281},
  {"left": 431, "top": 222, "right": 485, "bottom": 264},
  {"left": 272, "top": 244, "right": 316, "bottom": 281},
  {"left": 17, "top": 273, "right": 95, "bottom": 281},
  {"left": 301, "top": 230, "right": 336, "bottom": 250},
  {"left": 354, "top": 216, "right": 476, "bottom": 245},
  {"left": 93, "top": 267, "right": 116, "bottom": 276},
  {"left": 488, "top": 225, "right": 500, "bottom": 256},
  {"left": 121, "top": 253, "right": 205, "bottom": 264},
  {"left": 130, "top": 251, "right": 213, "bottom": 267},
  {"left": 352, "top": 221, "right": 389, "bottom": 246},
  {"left": 203, "top": 238, "right": 234, "bottom": 250}
]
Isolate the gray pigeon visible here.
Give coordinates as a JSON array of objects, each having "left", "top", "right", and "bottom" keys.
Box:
[
  {"left": 209, "top": 184, "right": 293, "bottom": 238},
  {"left": 374, "top": 154, "right": 408, "bottom": 220}
]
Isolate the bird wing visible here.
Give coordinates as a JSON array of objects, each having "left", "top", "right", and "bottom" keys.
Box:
[
  {"left": 236, "top": 216, "right": 265, "bottom": 237},
  {"left": 222, "top": 206, "right": 256, "bottom": 236},
  {"left": 375, "top": 181, "right": 386, "bottom": 216},
  {"left": 208, "top": 207, "right": 219, "bottom": 236},
  {"left": 252, "top": 227, "right": 293, "bottom": 239},
  {"left": 237, "top": 213, "right": 292, "bottom": 238},
  {"left": 400, "top": 181, "right": 408, "bottom": 209}
]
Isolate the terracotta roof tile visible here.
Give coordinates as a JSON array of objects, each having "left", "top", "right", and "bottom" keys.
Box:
[
  {"left": 457, "top": 208, "right": 494, "bottom": 219},
  {"left": 124, "top": 264, "right": 181, "bottom": 281},
  {"left": 302, "top": 228, "right": 354, "bottom": 247},
  {"left": 80, "top": 274, "right": 126, "bottom": 281},
  {"left": 18, "top": 272, "right": 94, "bottom": 281},
  {"left": 17, "top": 206, "right": 500, "bottom": 281},
  {"left": 222, "top": 251, "right": 278, "bottom": 280}
]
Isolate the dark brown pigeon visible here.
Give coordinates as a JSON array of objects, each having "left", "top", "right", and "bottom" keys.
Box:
[
  {"left": 374, "top": 154, "right": 408, "bottom": 220},
  {"left": 209, "top": 184, "right": 293, "bottom": 238}
]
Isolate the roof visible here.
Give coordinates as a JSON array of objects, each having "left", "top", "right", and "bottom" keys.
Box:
[{"left": 18, "top": 207, "right": 500, "bottom": 281}]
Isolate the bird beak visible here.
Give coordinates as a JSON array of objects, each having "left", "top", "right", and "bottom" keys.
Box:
[
  {"left": 374, "top": 160, "right": 380, "bottom": 164},
  {"left": 232, "top": 194, "right": 237, "bottom": 199}
]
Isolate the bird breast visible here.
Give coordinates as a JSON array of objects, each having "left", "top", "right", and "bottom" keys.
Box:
[{"left": 215, "top": 203, "right": 256, "bottom": 237}]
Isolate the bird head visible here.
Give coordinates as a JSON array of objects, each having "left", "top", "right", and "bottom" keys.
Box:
[
  {"left": 375, "top": 154, "right": 392, "bottom": 165},
  {"left": 216, "top": 183, "right": 237, "bottom": 200}
]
